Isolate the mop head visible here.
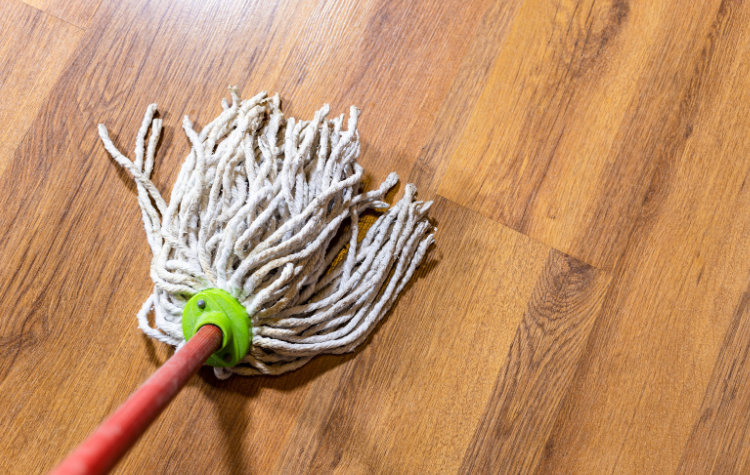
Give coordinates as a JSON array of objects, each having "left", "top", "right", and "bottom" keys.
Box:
[{"left": 98, "top": 88, "right": 434, "bottom": 378}]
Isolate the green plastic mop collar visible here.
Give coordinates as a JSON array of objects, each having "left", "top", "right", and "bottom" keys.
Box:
[{"left": 182, "top": 289, "right": 251, "bottom": 367}]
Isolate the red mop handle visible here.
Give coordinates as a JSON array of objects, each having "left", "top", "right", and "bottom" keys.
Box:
[{"left": 49, "top": 325, "right": 223, "bottom": 475}]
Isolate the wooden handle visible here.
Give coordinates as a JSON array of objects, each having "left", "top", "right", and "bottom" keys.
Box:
[{"left": 49, "top": 325, "right": 223, "bottom": 475}]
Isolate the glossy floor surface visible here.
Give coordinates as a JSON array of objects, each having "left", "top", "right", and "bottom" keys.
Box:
[{"left": 2, "top": 0, "right": 750, "bottom": 473}]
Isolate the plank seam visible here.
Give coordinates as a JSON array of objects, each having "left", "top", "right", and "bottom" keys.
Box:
[
  {"left": 435, "top": 193, "right": 610, "bottom": 274},
  {"left": 15, "top": 0, "right": 85, "bottom": 31}
]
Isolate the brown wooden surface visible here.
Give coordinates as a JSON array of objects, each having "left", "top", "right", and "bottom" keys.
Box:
[
  {"left": 0, "top": 1, "right": 83, "bottom": 178},
  {"left": 2, "top": 0, "right": 750, "bottom": 473},
  {"left": 19, "top": 0, "right": 102, "bottom": 29}
]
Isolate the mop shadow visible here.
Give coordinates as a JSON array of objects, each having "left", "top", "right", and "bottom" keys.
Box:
[
  {"left": 141, "top": 332, "right": 171, "bottom": 367},
  {"left": 193, "top": 350, "right": 359, "bottom": 475}
]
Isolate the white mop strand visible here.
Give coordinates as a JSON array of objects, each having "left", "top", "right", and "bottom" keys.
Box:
[{"left": 98, "top": 88, "right": 435, "bottom": 378}]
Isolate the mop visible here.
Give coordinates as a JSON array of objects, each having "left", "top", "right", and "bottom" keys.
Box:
[{"left": 49, "top": 88, "right": 434, "bottom": 475}]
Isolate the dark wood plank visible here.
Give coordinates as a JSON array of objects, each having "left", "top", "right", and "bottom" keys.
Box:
[
  {"left": 535, "top": 1, "right": 750, "bottom": 472},
  {"left": 437, "top": 0, "right": 727, "bottom": 271},
  {"left": 676, "top": 290, "right": 750, "bottom": 474}
]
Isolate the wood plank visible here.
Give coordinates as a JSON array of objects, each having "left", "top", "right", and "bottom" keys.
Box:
[
  {"left": 274, "top": 197, "right": 609, "bottom": 474},
  {"left": 20, "top": 0, "right": 102, "bottom": 29},
  {"left": 438, "top": 0, "right": 726, "bottom": 271},
  {"left": 0, "top": 0, "right": 83, "bottom": 178},
  {"left": 675, "top": 290, "right": 750, "bottom": 474},
  {"left": 250, "top": 0, "right": 497, "bottom": 189},
  {"left": 458, "top": 249, "right": 609, "bottom": 475},
  {"left": 407, "top": 0, "right": 525, "bottom": 197},
  {"left": 535, "top": 1, "right": 750, "bottom": 472}
]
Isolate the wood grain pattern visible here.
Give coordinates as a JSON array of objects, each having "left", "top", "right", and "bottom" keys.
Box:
[
  {"left": 20, "top": 0, "right": 102, "bottom": 29},
  {"left": 676, "top": 290, "right": 750, "bottom": 474},
  {"left": 459, "top": 250, "right": 608, "bottom": 475},
  {"left": 535, "top": 2, "right": 750, "bottom": 472},
  {"left": 0, "top": 0, "right": 83, "bottom": 177},
  {"left": 5, "top": 0, "right": 750, "bottom": 473},
  {"left": 408, "top": 0, "right": 525, "bottom": 198},
  {"left": 439, "top": 0, "right": 727, "bottom": 271},
  {"left": 271, "top": 198, "right": 609, "bottom": 475}
]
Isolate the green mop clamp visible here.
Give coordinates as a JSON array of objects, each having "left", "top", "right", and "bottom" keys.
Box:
[{"left": 182, "top": 289, "right": 252, "bottom": 367}]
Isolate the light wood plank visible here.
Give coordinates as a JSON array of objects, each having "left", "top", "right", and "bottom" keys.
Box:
[
  {"left": 0, "top": 0, "right": 83, "bottom": 178},
  {"left": 21, "top": 0, "right": 102, "bottom": 29},
  {"left": 408, "top": 0, "right": 525, "bottom": 197}
]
